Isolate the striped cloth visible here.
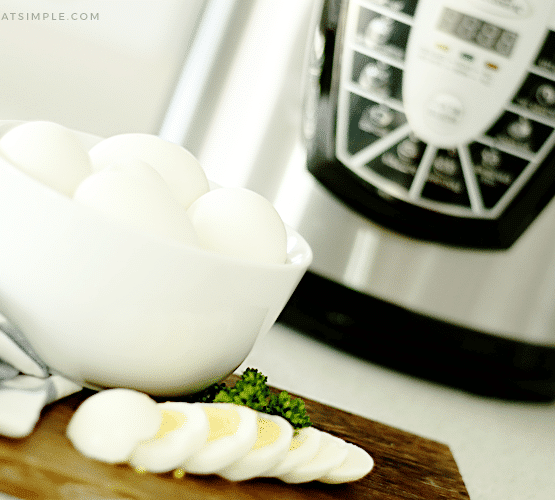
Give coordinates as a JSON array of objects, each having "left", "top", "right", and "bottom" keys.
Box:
[{"left": 0, "top": 315, "right": 81, "bottom": 438}]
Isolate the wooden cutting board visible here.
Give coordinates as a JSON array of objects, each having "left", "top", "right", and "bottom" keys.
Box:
[{"left": 0, "top": 376, "right": 470, "bottom": 500}]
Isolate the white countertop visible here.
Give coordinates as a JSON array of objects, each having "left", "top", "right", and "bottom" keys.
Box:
[{"left": 237, "top": 322, "right": 555, "bottom": 500}]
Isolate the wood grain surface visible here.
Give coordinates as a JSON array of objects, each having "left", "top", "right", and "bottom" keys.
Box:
[{"left": 0, "top": 376, "right": 471, "bottom": 499}]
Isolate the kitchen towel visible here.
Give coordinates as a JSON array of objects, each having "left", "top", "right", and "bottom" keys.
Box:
[{"left": 0, "top": 314, "right": 82, "bottom": 438}]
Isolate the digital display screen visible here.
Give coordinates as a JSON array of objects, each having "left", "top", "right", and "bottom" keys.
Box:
[{"left": 437, "top": 7, "right": 518, "bottom": 57}]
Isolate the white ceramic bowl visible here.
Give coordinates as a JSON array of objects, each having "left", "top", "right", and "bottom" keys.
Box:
[{"left": 0, "top": 122, "right": 312, "bottom": 396}]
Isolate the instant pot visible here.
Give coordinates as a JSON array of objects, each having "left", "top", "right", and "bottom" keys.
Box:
[{"left": 278, "top": 0, "right": 555, "bottom": 400}]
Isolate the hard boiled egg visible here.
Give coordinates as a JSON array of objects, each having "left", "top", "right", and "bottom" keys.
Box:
[
  {"left": 66, "top": 391, "right": 374, "bottom": 484},
  {"left": 181, "top": 403, "right": 258, "bottom": 474},
  {"left": 66, "top": 388, "right": 162, "bottom": 464},
  {"left": 318, "top": 442, "right": 374, "bottom": 484},
  {"left": 218, "top": 413, "right": 293, "bottom": 481},
  {"left": 129, "top": 402, "right": 210, "bottom": 473},
  {"left": 0, "top": 121, "right": 92, "bottom": 196},
  {"left": 73, "top": 157, "right": 199, "bottom": 246},
  {"left": 261, "top": 425, "right": 322, "bottom": 477},
  {"left": 277, "top": 430, "right": 349, "bottom": 484},
  {"left": 187, "top": 187, "right": 287, "bottom": 265},
  {"left": 88, "top": 133, "right": 209, "bottom": 209}
]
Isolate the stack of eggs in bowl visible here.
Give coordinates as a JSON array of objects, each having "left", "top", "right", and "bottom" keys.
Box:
[{"left": 0, "top": 121, "right": 312, "bottom": 396}]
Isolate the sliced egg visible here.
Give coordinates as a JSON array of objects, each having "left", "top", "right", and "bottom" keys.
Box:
[
  {"left": 261, "top": 426, "right": 322, "bottom": 478},
  {"left": 186, "top": 187, "right": 287, "bottom": 265},
  {"left": 129, "top": 402, "right": 210, "bottom": 473},
  {"left": 277, "top": 430, "right": 349, "bottom": 484},
  {"left": 0, "top": 120, "right": 92, "bottom": 196},
  {"left": 318, "top": 443, "right": 374, "bottom": 484},
  {"left": 181, "top": 403, "right": 258, "bottom": 474},
  {"left": 66, "top": 389, "right": 162, "bottom": 464},
  {"left": 218, "top": 413, "right": 293, "bottom": 481},
  {"left": 88, "top": 133, "right": 209, "bottom": 209},
  {"left": 73, "top": 157, "right": 199, "bottom": 246}
]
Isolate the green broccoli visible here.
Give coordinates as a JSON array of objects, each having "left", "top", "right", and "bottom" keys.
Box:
[
  {"left": 213, "top": 367, "right": 270, "bottom": 411},
  {"left": 193, "top": 368, "right": 311, "bottom": 429},
  {"left": 267, "top": 391, "right": 312, "bottom": 429}
]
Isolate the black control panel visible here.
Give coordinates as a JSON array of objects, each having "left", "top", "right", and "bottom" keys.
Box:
[{"left": 304, "top": 0, "right": 555, "bottom": 248}]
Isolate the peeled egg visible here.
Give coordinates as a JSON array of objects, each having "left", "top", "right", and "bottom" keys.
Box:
[
  {"left": 318, "top": 442, "right": 374, "bottom": 484},
  {"left": 187, "top": 187, "right": 287, "bottom": 265},
  {"left": 129, "top": 402, "right": 210, "bottom": 473},
  {"left": 66, "top": 388, "right": 162, "bottom": 464},
  {"left": 218, "top": 413, "right": 293, "bottom": 481},
  {"left": 261, "top": 425, "right": 322, "bottom": 478},
  {"left": 73, "top": 157, "right": 199, "bottom": 246},
  {"left": 88, "top": 133, "right": 209, "bottom": 209},
  {"left": 277, "top": 430, "right": 349, "bottom": 484},
  {"left": 181, "top": 403, "right": 258, "bottom": 474},
  {"left": 0, "top": 120, "right": 92, "bottom": 196}
]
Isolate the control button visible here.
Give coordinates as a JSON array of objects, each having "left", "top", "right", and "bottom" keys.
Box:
[
  {"left": 432, "top": 154, "right": 458, "bottom": 176},
  {"left": 480, "top": 147, "right": 502, "bottom": 169},
  {"left": 365, "top": 16, "right": 395, "bottom": 46},
  {"left": 506, "top": 116, "right": 533, "bottom": 141},
  {"left": 347, "top": 94, "right": 406, "bottom": 155},
  {"left": 486, "top": 111, "right": 551, "bottom": 153},
  {"left": 421, "top": 149, "right": 470, "bottom": 207},
  {"left": 424, "top": 93, "right": 464, "bottom": 133},
  {"left": 469, "top": 143, "right": 528, "bottom": 208},
  {"left": 358, "top": 61, "right": 391, "bottom": 93},
  {"left": 536, "top": 83, "right": 555, "bottom": 107},
  {"left": 513, "top": 74, "right": 555, "bottom": 118},
  {"left": 359, "top": 104, "right": 395, "bottom": 131},
  {"left": 365, "top": 135, "right": 426, "bottom": 190},
  {"left": 397, "top": 134, "right": 423, "bottom": 162}
]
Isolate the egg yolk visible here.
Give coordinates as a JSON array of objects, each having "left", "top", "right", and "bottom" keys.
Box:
[
  {"left": 252, "top": 417, "right": 281, "bottom": 450},
  {"left": 153, "top": 410, "right": 187, "bottom": 439},
  {"left": 204, "top": 406, "right": 240, "bottom": 441},
  {"left": 288, "top": 430, "right": 308, "bottom": 451}
]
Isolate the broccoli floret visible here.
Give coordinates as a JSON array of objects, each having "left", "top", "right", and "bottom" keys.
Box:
[
  {"left": 236, "top": 367, "right": 270, "bottom": 392},
  {"left": 213, "top": 368, "right": 270, "bottom": 412},
  {"left": 191, "top": 368, "right": 311, "bottom": 429},
  {"left": 268, "top": 391, "right": 312, "bottom": 429}
]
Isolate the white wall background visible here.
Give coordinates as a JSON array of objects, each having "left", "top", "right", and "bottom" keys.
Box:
[{"left": 0, "top": 0, "right": 205, "bottom": 137}]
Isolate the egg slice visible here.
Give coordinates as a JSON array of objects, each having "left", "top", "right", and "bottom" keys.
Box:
[
  {"left": 73, "top": 157, "right": 199, "bottom": 246},
  {"left": 277, "top": 430, "right": 349, "bottom": 484},
  {"left": 66, "top": 389, "right": 162, "bottom": 464},
  {"left": 217, "top": 413, "right": 293, "bottom": 481},
  {"left": 318, "top": 443, "right": 374, "bottom": 484},
  {"left": 88, "top": 133, "right": 209, "bottom": 209},
  {"left": 181, "top": 403, "right": 258, "bottom": 474},
  {"left": 129, "top": 402, "right": 210, "bottom": 473},
  {"left": 261, "top": 426, "right": 322, "bottom": 478},
  {"left": 186, "top": 187, "right": 287, "bottom": 265},
  {"left": 0, "top": 120, "right": 92, "bottom": 196}
]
